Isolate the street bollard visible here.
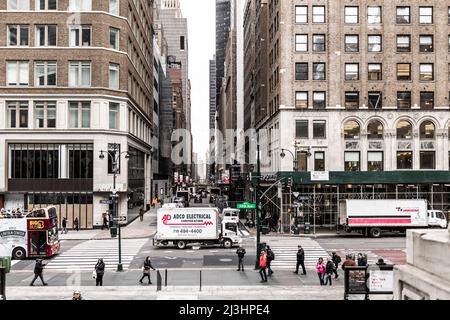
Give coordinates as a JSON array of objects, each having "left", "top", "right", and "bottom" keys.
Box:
[
  {"left": 0, "top": 267, "right": 6, "bottom": 300},
  {"left": 164, "top": 269, "right": 168, "bottom": 287},
  {"left": 199, "top": 270, "right": 202, "bottom": 292},
  {"left": 156, "top": 270, "right": 162, "bottom": 291}
]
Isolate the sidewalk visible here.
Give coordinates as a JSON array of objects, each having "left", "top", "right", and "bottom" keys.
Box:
[
  {"left": 58, "top": 208, "right": 157, "bottom": 241},
  {"left": 245, "top": 225, "right": 339, "bottom": 238}
]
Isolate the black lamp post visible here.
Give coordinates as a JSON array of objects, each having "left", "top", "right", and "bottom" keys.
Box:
[
  {"left": 99, "top": 143, "right": 130, "bottom": 272},
  {"left": 280, "top": 149, "right": 298, "bottom": 172}
]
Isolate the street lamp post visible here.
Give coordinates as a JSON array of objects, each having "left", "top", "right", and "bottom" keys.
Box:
[
  {"left": 255, "top": 142, "right": 261, "bottom": 270},
  {"left": 280, "top": 149, "right": 298, "bottom": 172},
  {"left": 99, "top": 143, "right": 130, "bottom": 272}
]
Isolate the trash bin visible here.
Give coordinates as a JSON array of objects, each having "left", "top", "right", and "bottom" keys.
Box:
[
  {"left": 0, "top": 256, "right": 11, "bottom": 273},
  {"left": 261, "top": 225, "right": 269, "bottom": 235},
  {"left": 294, "top": 224, "right": 301, "bottom": 235},
  {"left": 110, "top": 226, "right": 117, "bottom": 238},
  {"left": 304, "top": 222, "right": 311, "bottom": 234}
]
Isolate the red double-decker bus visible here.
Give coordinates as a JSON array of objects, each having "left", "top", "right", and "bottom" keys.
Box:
[{"left": 0, "top": 207, "right": 60, "bottom": 259}]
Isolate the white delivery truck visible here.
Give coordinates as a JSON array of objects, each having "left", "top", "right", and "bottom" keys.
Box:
[
  {"left": 153, "top": 207, "right": 241, "bottom": 249},
  {"left": 339, "top": 199, "right": 448, "bottom": 238}
]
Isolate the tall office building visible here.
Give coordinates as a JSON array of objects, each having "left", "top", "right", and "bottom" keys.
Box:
[
  {"left": 0, "top": 0, "right": 154, "bottom": 228},
  {"left": 216, "top": 0, "right": 232, "bottom": 99}
]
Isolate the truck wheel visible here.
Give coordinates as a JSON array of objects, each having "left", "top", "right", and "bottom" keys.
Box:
[
  {"left": 12, "top": 247, "right": 26, "bottom": 260},
  {"left": 176, "top": 241, "right": 187, "bottom": 249},
  {"left": 223, "top": 239, "right": 232, "bottom": 249},
  {"left": 370, "top": 228, "right": 382, "bottom": 238}
]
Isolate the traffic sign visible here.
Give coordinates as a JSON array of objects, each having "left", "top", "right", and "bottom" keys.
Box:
[
  {"left": 237, "top": 202, "right": 256, "bottom": 209},
  {"left": 112, "top": 216, "right": 126, "bottom": 222},
  {"left": 100, "top": 200, "right": 113, "bottom": 205}
]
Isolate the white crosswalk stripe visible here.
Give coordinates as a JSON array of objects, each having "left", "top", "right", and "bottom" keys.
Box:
[
  {"left": 267, "top": 239, "right": 330, "bottom": 270},
  {"left": 46, "top": 239, "right": 147, "bottom": 271}
]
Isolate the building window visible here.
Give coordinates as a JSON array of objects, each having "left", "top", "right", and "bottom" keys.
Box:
[
  {"left": 69, "top": 144, "right": 94, "bottom": 179},
  {"left": 7, "top": 61, "right": 29, "bottom": 86},
  {"left": 35, "top": 61, "right": 56, "bottom": 86},
  {"left": 297, "top": 151, "right": 308, "bottom": 172},
  {"left": 345, "top": 6, "right": 359, "bottom": 24},
  {"left": 69, "top": 0, "right": 92, "bottom": 11},
  {"left": 396, "top": 35, "right": 410, "bottom": 52},
  {"left": 295, "top": 63, "right": 308, "bottom": 80},
  {"left": 313, "top": 120, "right": 326, "bottom": 139},
  {"left": 420, "top": 121, "right": 435, "bottom": 139},
  {"left": 69, "top": 61, "right": 91, "bottom": 87},
  {"left": 108, "top": 143, "right": 120, "bottom": 174},
  {"left": 420, "top": 92, "right": 434, "bottom": 110},
  {"left": 397, "top": 63, "right": 411, "bottom": 81},
  {"left": 295, "top": 34, "right": 308, "bottom": 52},
  {"left": 34, "top": 101, "right": 56, "bottom": 128},
  {"left": 344, "top": 121, "right": 360, "bottom": 140},
  {"left": 397, "top": 92, "right": 412, "bottom": 109},
  {"left": 448, "top": 36, "right": 450, "bottom": 52},
  {"left": 419, "top": 64, "right": 434, "bottom": 81},
  {"left": 345, "top": 152, "right": 360, "bottom": 172},
  {"left": 9, "top": 143, "right": 60, "bottom": 179},
  {"left": 69, "top": 25, "right": 91, "bottom": 46},
  {"left": 313, "top": 92, "right": 325, "bottom": 109},
  {"left": 295, "top": 120, "right": 308, "bottom": 139},
  {"left": 36, "top": 25, "right": 57, "bottom": 46},
  {"left": 314, "top": 152, "right": 325, "bottom": 171},
  {"left": 368, "top": 35, "right": 382, "bottom": 52},
  {"left": 295, "top": 6, "right": 307, "bottom": 23},
  {"left": 312, "top": 6, "right": 325, "bottom": 23},
  {"left": 295, "top": 92, "right": 308, "bottom": 109},
  {"left": 397, "top": 152, "right": 413, "bottom": 170},
  {"left": 419, "top": 35, "right": 433, "bottom": 52},
  {"left": 367, "top": 6, "right": 382, "bottom": 24},
  {"left": 345, "top": 92, "right": 359, "bottom": 109},
  {"left": 368, "top": 92, "right": 382, "bottom": 109},
  {"left": 345, "top": 35, "right": 359, "bottom": 52},
  {"left": 368, "top": 63, "right": 382, "bottom": 81},
  {"left": 448, "top": 7, "right": 450, "bottom": 24},
  {"left": 368, "top": 152, "right": 383, "bottom": 171},
  {"left": 345, "top": 64, "right": 359, "bottom": 80},
  {"left": 109, "top": 28, "right": 119, "bottom": 50},
  {"left": 312, "top": 34, "right": 325, "bottom": 52},
  {"left": 7, "top": 101, "right": 28, "bottom": 128},
  {"left": 109, "top": 0, "right": 119, "bottom": 15},
  {"left": 419, "top": 7, "right": 433, "bottom": 24},
  {"left": 109, "top": 102, "right": 119, "bottom": 129},
  {"left": 312, "top": 63, "right": 325, "bottom": 80},
  {"left": 420, "top": 152, "right": 435, "bottom": 170},
  {"left": 8, "top": 25, "right": 29, "bottom": 46},
  {"left": 180, "top": 36, "right": 185, "bottom": 50},
  {"left": 36, "top": 0, "right": 57, "bottom": 10},
  {"left": 109, "top": 63, "right": 119, "bottom": 89},
  {"left": 367, "top": 120, "right": 383, "bottom": 139},
  {"left": 396, "top": 6, "right": 410, "bottom": 24},
  {"left": 7, "top": 0, "right": 29, "bottom": 10},
  {"left": 397, "top": 120, "right": 413, "bottom": 139},
  {"left": 69, "top": 101, "right": 91, "bottom": 128}
]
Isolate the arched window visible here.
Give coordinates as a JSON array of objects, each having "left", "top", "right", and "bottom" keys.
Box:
[
  {"left": 420, "top": 121, "right": 435, "bottom": 139},
  {"left": 367, "top": 120, "right": 384, "bottom": 139},
  {"left": 397, "top": 121, "right": 413, "bottom": 139},
  {"left": 344, "top": 120, "right": 360, "bottom": 139}
]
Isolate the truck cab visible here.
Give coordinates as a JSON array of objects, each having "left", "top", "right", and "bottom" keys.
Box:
[
  {"left": 220, "top": 220, "right": 241, "bottom": 248},
  {"left": 221, "top": 208, "right": 240, "bottom": 223},
  {"left": 427, "top": 210, "right": 448, "bottom": 228}
]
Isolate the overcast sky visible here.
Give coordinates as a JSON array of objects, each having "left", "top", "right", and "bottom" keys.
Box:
[{"left": 179, "top": 0, "right": 216, "bottom": 162}]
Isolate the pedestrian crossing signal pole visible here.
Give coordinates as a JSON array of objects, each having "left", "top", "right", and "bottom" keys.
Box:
[{"left": 255, "top": 142, "right": 261, "bottom": 270}]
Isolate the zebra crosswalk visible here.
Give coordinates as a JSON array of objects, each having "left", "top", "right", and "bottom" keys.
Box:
[
  {"left": 266, "top": 238, "right": 330, "bottom": 270},
  {"left": 45, "top": 239, "right": 147, "bottom": 271}
]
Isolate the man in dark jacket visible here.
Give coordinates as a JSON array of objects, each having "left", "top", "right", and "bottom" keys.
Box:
[
  {"left": 357, "top": 253, "right": 368, "bottom": 266},
  {"left": 294, "top": 245, "right": 306, "bottom": 275},
  {"left": 62, "top": 217, "right": 68, "bottom": 234},
  {"left": 266, "top": 246, "right": 275, "bottom": 276},
  {"left": 332, "top": 252, "right": 341, "bottom": 279},
  {"left": 342, "top": 255, "right": 356, "bottom": 270},
  {"left": 236, "top": 245, "right": 246, "bottom": 272},
  {"left": 139, "top": 256, "right": 156, "bottom": 284},
  {"left": 30, "top": 259, "right": 48, "bottom": 286}
]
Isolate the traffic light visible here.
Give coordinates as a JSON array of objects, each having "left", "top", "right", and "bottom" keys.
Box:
[{"left": 287, "top": 176, "right": 293, "bottom": 188}]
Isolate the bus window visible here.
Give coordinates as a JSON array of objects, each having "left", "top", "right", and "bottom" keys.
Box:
[
  {"left": 47, "top": 226, "right": 59, "bottom": 243},
  {"left": 48, "top": 207, "right": 57, "bottom": 219}
]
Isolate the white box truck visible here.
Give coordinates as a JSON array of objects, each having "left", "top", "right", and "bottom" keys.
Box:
[
  {"left": 339, "top": 199, "right": 448, "bottom": 238},
  {"left": 153, "top": 207, "right": 242, "bottom": 249}
]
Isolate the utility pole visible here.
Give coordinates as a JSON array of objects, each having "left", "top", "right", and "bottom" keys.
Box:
[{"left": 255, "top": 142, "right": 261, "bottom": 270}]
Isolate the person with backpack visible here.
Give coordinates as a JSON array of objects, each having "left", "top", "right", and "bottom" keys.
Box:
[
  {"left": 316, "top": 257, "right": 326, "bottom": 286},
  {"left": 266, "top": 245, "right": 275, "bottom": 276},
  {"left": 259, "top": 250, "right": 268, "bottom": 283},
  {"left": 332, "top": 252, "right": 341, "bottom": 279},
  {"left": 324, "top": 257, "right": 335, "bottom": 286}
]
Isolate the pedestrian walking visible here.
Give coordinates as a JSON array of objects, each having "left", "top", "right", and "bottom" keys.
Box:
[
  {"left": 139, "top": 207, "right": 145, "bottom": 222},
  {"left": 102, "top": 213, "right": 109, "bottom": 230},
  {"left": 294, "top": 245, "right": 306, "bottom": 275},
  {"left": 266, "top": 245, "right": 275, "bottom": 276},
  {"left": 316, "top": 258, "right": 326, "bottom": 286},
  {"left": 139, "top": 256, "right": 156, "bottom": 284},
  {"left": 30, "top": 259, "right": 48, "bottom": 286},
  {"left": 62, "top": 217, "right": 68, "bottom": 234},
  {"left": 342, "top": 255, "right": 356, "bottom": 270},
  {"left": 376, "top": 258, "right": 387, "bottom": 267},
  {"left": 331, "top": 252, "right": 341, "bottom": 279},
  {"left": 94, "top": 258, "right": 105, "bottom": 286},
  {"left": 357, "top": 253, "right": 367, "bottom": 266},
  {"left": 236, "top": 245, "right": 246, "bottom": 272},
  {"left": 259, "top": 250, "right": 268, "bottom": 283},
  {"left": 324, "top": 257, "right": 335, "bottom": 286},
  {"left": 74, "top": 217, "right": 79, "bottom": 232}
]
